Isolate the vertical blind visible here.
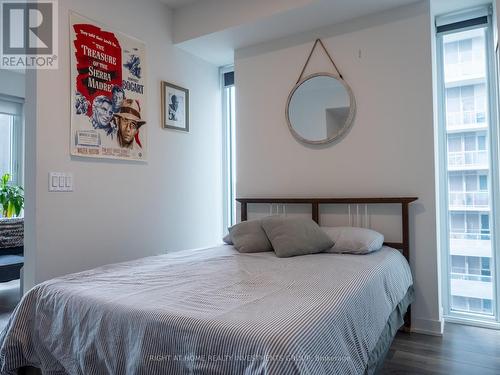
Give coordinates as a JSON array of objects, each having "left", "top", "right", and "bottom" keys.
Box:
[{"left": 436, "top": 6, "right": 490, "bottom": 34}]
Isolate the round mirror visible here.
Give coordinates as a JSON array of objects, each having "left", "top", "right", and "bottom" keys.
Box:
[{"left": 286, "top": 73, "right": 356, "bottom": 145}]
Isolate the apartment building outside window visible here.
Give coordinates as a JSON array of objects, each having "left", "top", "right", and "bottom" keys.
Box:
[{"left": 437, "top": 7, "right": 499, "bottom": 325}]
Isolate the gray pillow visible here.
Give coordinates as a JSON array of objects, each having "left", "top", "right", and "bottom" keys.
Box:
[
  {"left": 223, "top": 233, "right": 232, "bottom": 245},
  {"left": 322, "top": 226, "right": 384, "bottom": 254},
  {"left": 228, "top": 220, "right": 273, "bottom": 253},
  {"left": 261, "top": 217, "right": 334, "bottom": 258}
]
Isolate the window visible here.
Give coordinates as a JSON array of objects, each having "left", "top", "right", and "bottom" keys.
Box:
[
  {"left": 221, "top": 67, "right": 235, "bottom": 232},
  {"left": 478, "top": 134, "right": 487, "bottom": 150},
  {"left": 437, "top": 7, "right": 499, "bottom": 324},
  {"left": 452, "top": 296, "right": 467, "bottom": 310},
  {"left": 448, "top": 134, "right": 462, "bottom": 151},
  {"left": 452, "top": 255, "right": 466, "bottom": 273},
  {"left": 465, "top": 174, "right": 477, "bottom": 190},
  {"left": 484, "top": 299, "right": 492, "bottom": 312},
  {"left": 450, "top": 212, "right": 465, "bottom": 233},
  {"left": 481, "top": 214, "right": 490, "bottom": 236},
  {"left": 459, "top": 39, "right": 472, "bottom": 63},
  {"left": 0, "top": 114, "right": 14, "bottom": 176},
  {"left": 479, "top": 175, "right": 488, "bottom": 190},
  {"left": 482, "top": 257, "right": 491, "bottom": 276},
  {"left": 0, "top": 95, "right": 23, "bottom": 185},
  {"left": 449, "top": 174, "right": 463, "bottom": 191},
  {"left": 445, "top": 84, "right": 486, "bottom": 126},
  {"left": 451, "top": 296, "right": 493, "bottom": 315},
  {"left": 447, "top": 133, "right": 489, "bottom": 169},
  {"left": 445, "top": 41, "right": 459, "bottom": 64},
  {"left": 468, "top": 256, "right": 481, "bottom": 275},
  {"left": 469, "top": 297, "right": 482, "bottom": 313}
]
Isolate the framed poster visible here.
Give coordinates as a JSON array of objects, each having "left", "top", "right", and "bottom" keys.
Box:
[
  {"left": 70, "top": 12, "right": 147, "bottom": 161},
  {"left": 161, "top": 81, "right": 189, "bottom": 132}
]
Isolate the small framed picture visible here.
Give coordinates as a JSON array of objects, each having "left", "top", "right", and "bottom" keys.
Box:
[{"left": 161, "top": 81, "right": 189, "bottom": 132}]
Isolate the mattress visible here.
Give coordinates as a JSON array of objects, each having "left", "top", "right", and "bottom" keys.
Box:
[{"left": 0, "top": 245, "right": 413, "bottom": 375}]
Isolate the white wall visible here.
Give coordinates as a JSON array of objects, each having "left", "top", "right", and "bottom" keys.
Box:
[
  {"left": 235, "top": 1, "right": 442, "bottom": 334},
  {"left": 24, "top": 0, "right": 222, "bottom": 288},
  {"left": 0, "top": 70, "right": 25, "bottom": 98}
]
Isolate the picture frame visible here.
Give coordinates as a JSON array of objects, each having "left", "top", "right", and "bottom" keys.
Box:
[
  {"left": 161, "top": 81, "right": 189, "bottom": 132},
  {"left": 70, "top": 12, "right": 148, "bottom": 161}
]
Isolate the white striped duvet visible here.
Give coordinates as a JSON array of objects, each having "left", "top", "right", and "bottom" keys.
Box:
[{"left": 0, "top": 245, "right": 412, "bottom": 375}]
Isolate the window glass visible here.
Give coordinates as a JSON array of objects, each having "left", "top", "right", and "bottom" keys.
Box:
[
  {"left": 481, "top": 257, "right": 491, "bottom": 276},
  {"left": 460, "top": 38, "right": 473, "bottom": 51},
  {"left": 468, "top": 256, "right": 481, "bottom": 275},
  {"left": 479, "top": 175, "right": 487, "bottom": 190},
  {"left": 0, "top": 114, "right": 13, "bottom": 178},
  {"left": 449, "top": 174, "right": 463, "bottom": 191},
  {"left": 459, "top": 39, "right": 473, "bottom": 62},
  {"left": 461, "top": 85, "right": 474, "bottom": 98},
  {"left": 452, "top": 296, "right": 467, "bottom": 310},
  {"left": 452, "top": 255, "right": 466, "bottom": 273},
  {"left": 445, "top": 41, "right": 459, "bottom": 64},
  {"left": 475, "top": 85, "right": 487, "bottom": 123},
  {"left": 446, "top": 87, "right": 460, "bottom": 112},
  {"left": 466, "top": 213, "right": 480, "bottom": 231},
  {"left": 441, "top": 18, "right": 495, "bottom": 321},
  {"left": 465, "top": 174, "right": 478, "bottom": 191},
  {"left": 448, "top": 135, "right": 462, "bottom": 152},
  {"left": 469, "top": 298, "right": 482, "bottom": 312},
  {"left": 221, "top": 68, "right": 236, "bottom": 231},
  {"left": 481, "top": 214, "right": 490, "bottom": 233},
  {"left": 483, "top": 299, "right": 492, "bottom": 313},
  {"left": 450, "top": 213, "right": 465, "bottom": 232},
  {"left": 478, "top": 135, "right": 487, "bottom": 150},
  {"left": 464, "top": 134, "right": 476, "bottom": 151},
  {"left": 461, "top": 86, "right": 475, "bottom": 116}
]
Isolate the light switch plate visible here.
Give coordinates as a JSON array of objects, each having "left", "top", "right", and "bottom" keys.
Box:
[{"left": 48, "top": 172, "right": 74, "bottom": 192}]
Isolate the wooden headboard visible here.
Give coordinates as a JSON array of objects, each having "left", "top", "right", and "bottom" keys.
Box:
[
  {"left": 236, "top": 196, "right": 418, "bottom": 331},
  {"left": 237, "top": 197, "right": 418, "bottom": 261}
]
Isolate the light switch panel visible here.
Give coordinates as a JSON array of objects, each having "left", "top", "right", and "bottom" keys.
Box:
[{"left": 48, "top": 172, "right": 74, "bottom": 192}]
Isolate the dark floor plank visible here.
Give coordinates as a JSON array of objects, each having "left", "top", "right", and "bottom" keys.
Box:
[{"left": 381, "top": 323, "right": 500, "bottom": 375}]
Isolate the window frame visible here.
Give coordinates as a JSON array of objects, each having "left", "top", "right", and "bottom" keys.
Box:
[
  {"left": 437, "top": 6, "right": 500, "bottom": 327},
  {"left": 0, "top": 94, "right": 24, "bottom": 186},
  {"left": 220, "top": 66, "right": 235, "bottom": 234}
]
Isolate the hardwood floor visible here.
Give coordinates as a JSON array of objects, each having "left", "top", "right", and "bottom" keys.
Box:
[{"left": 381, "top": 323, "right": 500, "bottom": 374}]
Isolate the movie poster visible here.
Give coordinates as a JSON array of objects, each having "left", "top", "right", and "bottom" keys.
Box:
[{"left": 70, "top": 12, "right": 147, "bottom": 161}]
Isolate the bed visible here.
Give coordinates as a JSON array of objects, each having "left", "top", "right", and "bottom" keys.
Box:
[{"left": 0, "top": 197, "right": 416, "bottom": 375}]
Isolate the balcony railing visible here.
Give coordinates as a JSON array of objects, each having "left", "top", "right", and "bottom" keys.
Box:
[
  {"left": 448, "top": 150, "right": 488, "bottom": 169},
  {"left": 450, "top": 231, "right": 490, "bottom": 241},
  {"left": 451, "top": 272, "right": 492, "bottom": 283},
  {"left": 449, "top": 191, "right": 489, "bottom": 209},
  {"left": 446, "top": 111, "right": 486, "bottom": 129}
]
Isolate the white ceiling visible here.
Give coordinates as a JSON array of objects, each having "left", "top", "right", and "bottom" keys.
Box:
[
  {"left": 170, "top": 0, "right": 422, "bottom": 65},
  {"left": 164, "top": 0, "right": 490, "bottom": 66}
]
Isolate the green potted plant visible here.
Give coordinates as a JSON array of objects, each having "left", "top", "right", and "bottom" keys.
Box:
[{"left": 0, "top": 173, "right": 24, "bottom": 218}]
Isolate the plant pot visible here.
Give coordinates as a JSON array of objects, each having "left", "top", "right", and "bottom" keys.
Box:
[{"left": 0, "top": 217, "right": 24, "bottom": 249}]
